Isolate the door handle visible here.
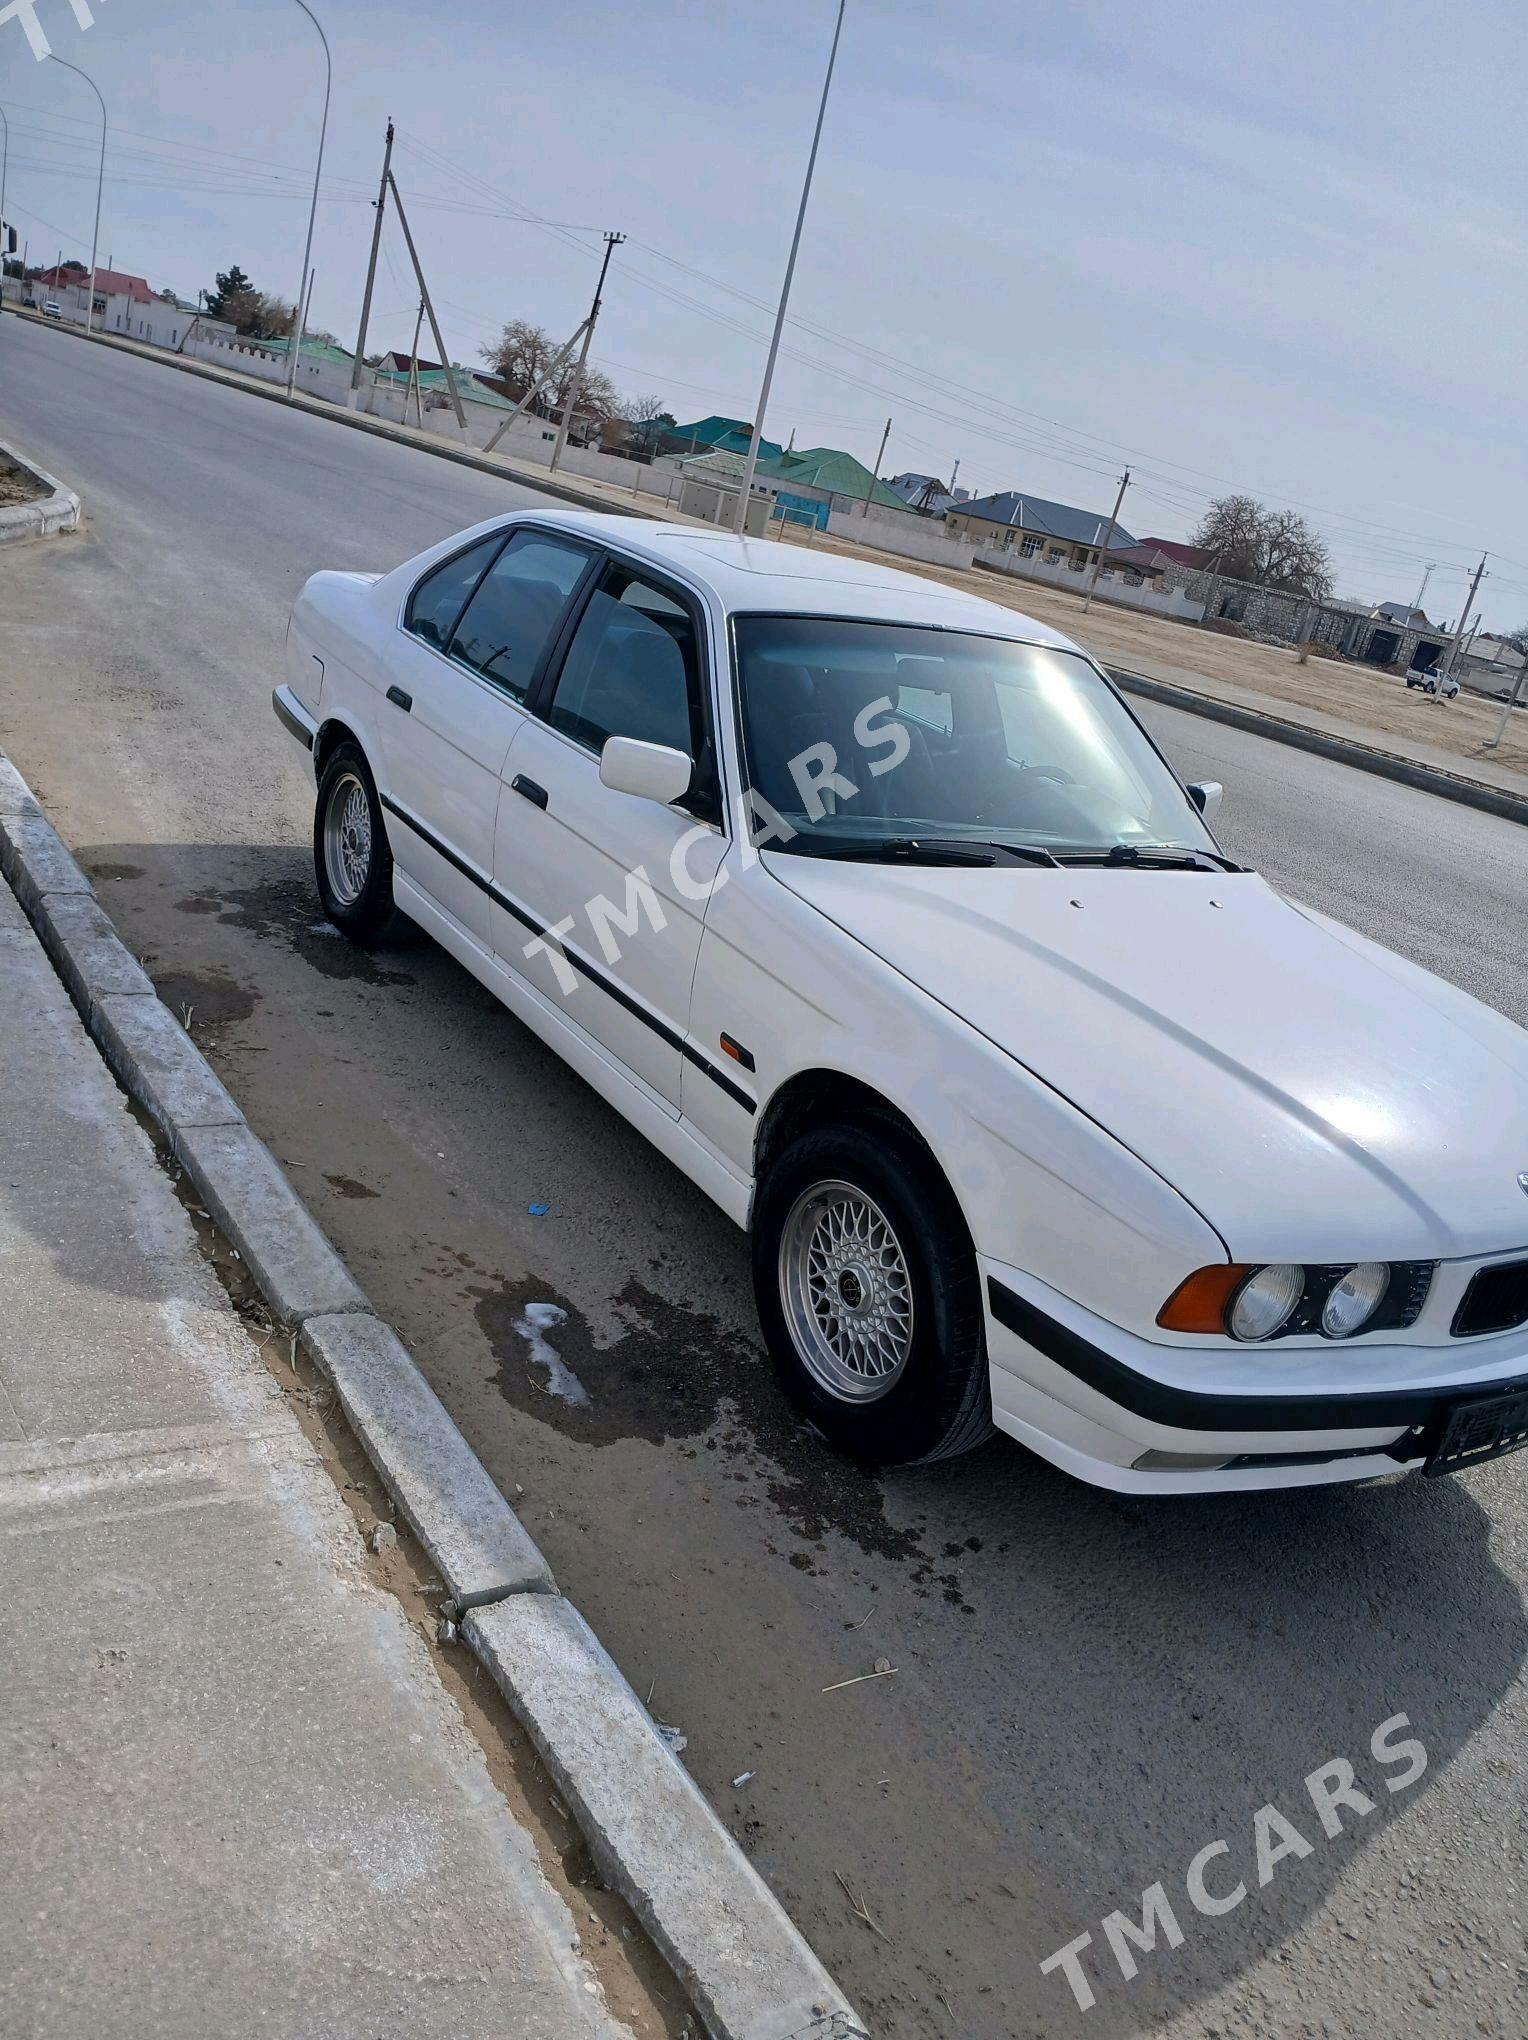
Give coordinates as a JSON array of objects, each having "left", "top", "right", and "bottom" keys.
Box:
[
  {"left": 511, "top": 774, "right": 548, "bottom": 810},
  {"left": 386, "top": 684, "right": 413, "bottom": 713}
]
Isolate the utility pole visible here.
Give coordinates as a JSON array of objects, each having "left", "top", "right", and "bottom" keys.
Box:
[
  {"left": 480, "top": 327, "right": 588, "bottom": 455},
  {"left": 406, "top": 298, "right": 424, "bottom": 428},
  {"left": 862, "top": 416, "right": 890, "bottom": 513},
  {"left": 1438, "top": 553, "right": 1487, "bottom": 686},
  {"left": 1412, "top": 562, "right": 1435, "bottom": 617},
  {"left": 1485, "top": 653, "right": 1527, "bottom": 749},
  {"left": 385, "top": 170, "right": 465, "bottom": 429},
  {"left": 350, "top": 118, "right": 393, "bottom": 396},
  {"left": 0, "top": 105, "right": 8, "bottom": 318},
  {"left": 550, "top": 231, "right": 624, "bottom": 474},
  {"left": 1082, "top": 468, "right": 1131, "bottom": 615},
  {"left": 734, "top": 0, "right": 846, "bottom": 530}
]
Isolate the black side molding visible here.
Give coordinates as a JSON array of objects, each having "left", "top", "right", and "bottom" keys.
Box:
[
  {"left": 985, "top": 1277, "right": 1528, "bottom": 1434},
  {"left": 378, "top": 790, "right": 755, "bottom": 1116}
]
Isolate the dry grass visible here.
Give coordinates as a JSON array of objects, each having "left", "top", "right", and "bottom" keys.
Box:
[{"left": 0, "top": 457, "right": 46, "bottom": 508}]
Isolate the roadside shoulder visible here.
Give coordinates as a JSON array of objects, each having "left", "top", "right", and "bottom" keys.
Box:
[{"left": 0, "top": 741, "right": 865, "bottom": 2040}]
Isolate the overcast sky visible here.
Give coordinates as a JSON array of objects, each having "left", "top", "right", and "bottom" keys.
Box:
[{"left": 5, "top": 0, "right": 1527, "bottom": 625}]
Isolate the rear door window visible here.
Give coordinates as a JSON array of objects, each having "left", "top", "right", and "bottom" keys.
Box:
[
  {"left": 447, "top": 533, "right": 592, "bottom": 701},
  {"left": 404, "top": 534, "right": 502, "bottom": 651}
]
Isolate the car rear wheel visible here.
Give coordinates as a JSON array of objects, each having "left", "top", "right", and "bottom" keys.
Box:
[
  {"left": 314, "top": 742, "right": 395, "bottom": 944},
  {"left": 751, "top": 1121, "right": 994, "bottom": 1465}
]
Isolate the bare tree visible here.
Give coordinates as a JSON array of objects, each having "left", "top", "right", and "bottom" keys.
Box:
[
  {"left": 1192, "top": 495, "right": 1333, "bottom": 601},
  {"left": 220, "top": 287, "right": 296, "bottom": 340},
  {"left": 480, "top": 317, "right": 623, "bottom": 425},
  {"left": 1503, "top": 623, "right": 1528, "bottom": 654},
  {"left": 624, "top": 392, "right": 669, "bottom": 426},
  {"left": 480, "top": 319, "right": 561, "bottom": 404},
  {"left": 566, "top": 364, "right": 621, "bottom": 425}
]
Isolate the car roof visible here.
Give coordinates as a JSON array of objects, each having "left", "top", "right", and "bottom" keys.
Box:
[{"left": 513, "top": 509, "right": 1085, "bottom": 652}]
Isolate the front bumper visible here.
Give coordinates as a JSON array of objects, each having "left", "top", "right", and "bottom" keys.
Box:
[{"left": 983, "top": 1260, "right": 1528, "bottom": 1495}]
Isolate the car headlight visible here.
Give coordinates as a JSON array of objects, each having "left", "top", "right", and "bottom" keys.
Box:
[
  {"left": 1320, "top": 1262, "right": 1390, "bottom": 1339},
  {"left": 1228, "top": 1264, "right": 1305, "bottom": 1342},
  {"left": 1158, "top": 1260, "right": 1434, "bottom": 1340}
]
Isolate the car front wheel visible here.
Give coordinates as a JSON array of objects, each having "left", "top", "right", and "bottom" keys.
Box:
[
  {"left": 751, "top": 1122, "right": 994, "bottom": 1465},
  {"left": 314, "top": 741, "right": 395, "bottom": 944}
]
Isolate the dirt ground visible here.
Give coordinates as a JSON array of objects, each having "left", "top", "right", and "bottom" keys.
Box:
[
  {"left": 0, "top": 457, "right": 45, "bottom": 507},
  {"left": 783, "top": 526, "right": 1528, "bottom": 785}
]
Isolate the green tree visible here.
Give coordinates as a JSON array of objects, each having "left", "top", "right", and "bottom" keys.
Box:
[{"left": 205, "top": 265, "right": 253, "bottom": 320}]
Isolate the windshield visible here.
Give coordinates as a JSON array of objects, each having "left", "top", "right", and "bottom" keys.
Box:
[{"left": 733, "top": 615, "right": 1218, "bottom": 859}]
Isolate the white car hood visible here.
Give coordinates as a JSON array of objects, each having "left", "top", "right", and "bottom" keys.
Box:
[{"left": 770, "top": 858, "right": 1528, "bottom": 1263}]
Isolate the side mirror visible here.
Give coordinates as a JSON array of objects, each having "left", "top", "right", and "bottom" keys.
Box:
[
  {"left": 1187, "top": 779, "right": 1224, "bottom": 820},
  {"left": 599, "top": 735, "right": 692, "bottom": 807}
]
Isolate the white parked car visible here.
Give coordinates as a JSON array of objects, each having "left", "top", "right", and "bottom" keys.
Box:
[
  {"left": 274, "top": 511, "right": 1528, "bottom": 1495},
  {"left": 41, "top": 299, "right": 62, "bottom": 319},
  {"left": 1406, "top": 666, "right": 1459, "bottom": 698}
]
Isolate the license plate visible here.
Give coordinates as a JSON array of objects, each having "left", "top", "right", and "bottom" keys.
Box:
[{"left": 1425, "top": 1387, "right": 1528, "bottom": 1476}]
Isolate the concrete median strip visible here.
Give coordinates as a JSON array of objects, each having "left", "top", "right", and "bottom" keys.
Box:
[
  {"left": 0, "top": 742, "right": 866, "bottom": 2040},
  {"left": 0, "top": 436, "right": 83, "bottom": 544},
  {"left": 1110, "top": 666, "right": 1528, "bottom": 828}
]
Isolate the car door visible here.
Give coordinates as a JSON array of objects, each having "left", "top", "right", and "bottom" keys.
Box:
[
  {"left": 380, "top": 527, "right": 594, "bottom": 946},
  {"left": 490, "top": 553, "right": 726, "bottom": 1113}
]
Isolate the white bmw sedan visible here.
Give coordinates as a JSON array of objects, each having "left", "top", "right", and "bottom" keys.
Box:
[{"left": 273, "top": 509, "right": 1528, "bottom": 1495}]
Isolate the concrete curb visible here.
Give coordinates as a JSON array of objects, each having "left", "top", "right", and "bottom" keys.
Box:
[
  {"left": 299, "top": 1310, "right": 557, "bottom": 1607},
  {"left": 0, "top": 743, "right": 865, "bottom": 2040},
  {"left": 7, "top": 306, "right": 664, "bottom": 525},
  {"left": 0, "top": 435, "right": 82, "bottom": 543},
  {"left": 1111, "top": 666, "right": 1528, "bottom": 828},
  {"left": 468, "top": 1596, "right": 867, "bottom": 2040}
]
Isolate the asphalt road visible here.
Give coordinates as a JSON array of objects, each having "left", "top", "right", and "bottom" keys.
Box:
[{"left": 4, "top": 318, "right": 1526, "bottom": 2040}]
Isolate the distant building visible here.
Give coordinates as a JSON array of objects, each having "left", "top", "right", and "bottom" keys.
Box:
[
  {"left": 885, "top": 471, "right": 970, "bottom": 516},
  {"left": 660, "top": 433, "right": 906, "bottom": 528},
  {"left": 1371, "top": 599, "right": 1436, "bottom": 630},
  {"left": 944, "top": 489, "right": 1138, "bottom": 573},
  {"left": 1456, "top": 633, "right": 1526, "bottom": 700},
  {"left": 31, "top": 264, "right": 210, "bottom": 349},
  {"left": 1104, "top": 537, "right": 1217, "bottom": 576},
  {"left": 659, "top": 415, "right": 785, "bottom": 462}
]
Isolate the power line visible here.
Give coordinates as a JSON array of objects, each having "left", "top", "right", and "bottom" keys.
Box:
[{"left": 9, "top": 104, "right": 1520, "bottom": 586}]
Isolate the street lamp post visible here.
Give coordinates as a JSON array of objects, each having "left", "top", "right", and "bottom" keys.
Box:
[
  {"left": 732, "top": 0, "right": 846, "bottom": 532},
  {"left": 285, "top": 0, "right": 331, "bottom": 401},
  {"left": 0, "top": 105, "right": 9, "bottom": 314},
  {"left": 47, "top": 57, "right": 104, "bottom": 332}
]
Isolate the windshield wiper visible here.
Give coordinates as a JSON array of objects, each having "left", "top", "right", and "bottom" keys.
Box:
[
  {"left": 783, "top": 834, "right": 1068, "bottom": 868},
  {"left": 789, "top": 834, "right": 998, "bottom": 866},
  {"left": 1056, "top": 843, "right": 1244, "bottom": 873}
]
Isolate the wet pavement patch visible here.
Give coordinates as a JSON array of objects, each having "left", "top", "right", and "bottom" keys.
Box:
[
  {"left": 80, "top": 860, "right": 145, "bottom": 883},
  {"left": 324, "top": 1172, "right": 380, "bottom": 1200},
  {"left": 151, "top": 965, "right": 259, "bottom": 1028},
  {"left": 176, "top": 869, "right": 417, "bottom": 987},
  {"left": 468, "top": 1264, "right": 979, "bottom": 1607}
]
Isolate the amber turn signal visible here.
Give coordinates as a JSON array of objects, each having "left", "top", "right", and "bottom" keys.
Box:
[{"left": 1156, "top": 1265, "right": 1254, "bottom": 1333}]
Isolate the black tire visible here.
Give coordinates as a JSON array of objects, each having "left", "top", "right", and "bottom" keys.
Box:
[
  {"left": 751, "top": 1120, "right": 994, "bottom": 1466},
  {"left": 313, "top": 741, "right": 396, "bottom": 945}
]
